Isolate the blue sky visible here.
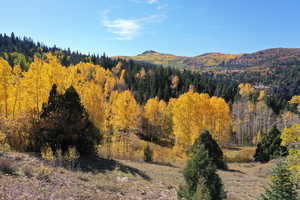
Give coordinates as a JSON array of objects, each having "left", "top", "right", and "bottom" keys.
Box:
[{"left": 1, "top": 0, "right": 300, "bottom": 56}]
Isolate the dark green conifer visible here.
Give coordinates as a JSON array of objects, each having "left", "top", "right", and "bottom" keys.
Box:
[
  {"left": 254, "top": 126, "right": 287, "bottom": 163},
  {"left": 178, "top": 134, "right": 226, "bottom": 200},
  {"left": 259, "top": 161, "right": 298, "bottom": 200},
  {"left": 33, "top": 84, "right": 101, "bottom": 155},
  {"left": 190, "top": 130, "right": 227, "bottom": 169}
]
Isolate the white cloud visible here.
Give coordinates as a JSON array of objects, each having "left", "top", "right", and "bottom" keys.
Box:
[
  {"left": 101, "top": 10, "right": 166, "bottom": 40},
  {"left": 102, "top": 18, "right": 140, "bottom": 40},
  {"left": 129, "top": 0, "right": 159, "bottom": 4},
  {"left": 146, "top": 0, "right": 159, "bottom": 4}
]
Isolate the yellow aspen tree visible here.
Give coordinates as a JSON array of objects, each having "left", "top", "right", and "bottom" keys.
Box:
[
  {"left": 135, "top": 67, "right": 146, "bottom": 79},
  {"left": 171, "top": 91, "right": 231, "bottom": 152},
  {"left": 78, "top": 81, "right": 106, "bottom": 131},
  {"left": 117, "top": 69, "right": 126, "bottom": 90},
  {"left": 11, "top": 65, "right": 23, "bottom": 118},
  {"left": 111, "top": 61, "right": 123, "bottom": 76},
  {"left": 281, "top": 124, "right": 300, "bottom": 178},
  {"left": 171, "top": 75, "right": 180, "bottom": 89},
  {"left": 22, "top": 56, "right": 51, "bottom": 114},
  {"left": 0, "top": 58, "right": 13, "bottom": 118},
  {"left": 209, "top": 97, "right": 231, "bottom": 144},
  {"left": 111, "top": 90, "right": 141, "bottom": 157},
  {"left": 44, "top": 53, "right": 70, "bottom": 93},
  {"left": 238, "top": 83, "right": 256, "bottom": 98},
  {"left": 171, "top": 91, "right": 208, "bottom": 151},
  {"left": 143, "top": 97, "right": 170, "bottom": 141}
]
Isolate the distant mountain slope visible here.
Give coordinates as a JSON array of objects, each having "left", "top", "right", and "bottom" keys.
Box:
[
  {"left": 225, "top": 48, "right": 300, "bottom": 68},
  {"left": 113, "top": 50, "right": 243, "bottom": 70},
  {"left": 114, "top": 48, "right": 300, "bottom": 71}
]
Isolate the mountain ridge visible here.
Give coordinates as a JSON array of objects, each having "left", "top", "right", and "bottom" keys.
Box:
[{"left": 113, "top": 48, "right": 300, "bottom": 71}]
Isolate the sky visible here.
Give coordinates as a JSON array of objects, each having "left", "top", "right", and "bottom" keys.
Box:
[{"left": 1, "top": 0, "right": 300, "bottom": 56}]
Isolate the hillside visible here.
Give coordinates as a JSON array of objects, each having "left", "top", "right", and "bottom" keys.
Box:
[
  {"left": 115, "top": 48, "right": 300, "bottom": 71},
  {"left": 114, "top": 50, "right": 243, "bottom": 70},
  {"left": 0, "top": 150, "right": 276, "bottom": 200}
]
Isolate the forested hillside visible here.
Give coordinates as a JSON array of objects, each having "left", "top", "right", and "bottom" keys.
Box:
[{"left": 1, "top": 33, "right": 300, "bottom": 200}]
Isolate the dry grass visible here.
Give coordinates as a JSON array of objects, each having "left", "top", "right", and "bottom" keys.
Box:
[
  {"left": 224, "top": 147, "right": 256, "bottom": 163},
  {"left": 0, "top": 148, "right": 285, "bottom": 200}
]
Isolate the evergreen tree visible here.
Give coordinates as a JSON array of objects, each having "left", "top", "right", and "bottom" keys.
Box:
[
  {"left": 177, "top": 138, "right": 226, "bottom": 200},
  {"left": 190, "top": 130, "right": 227, "bottom": 169},
  {"left": 143, "top": 145, "right": 153, "bottom": 163},
  {"left": 259, "top": 161, "right": 298, "bottom": 200},
  {"left": 254, "top": 126, "right": 288, "bottom": 163},
  {"left": 32, "top": 84, "right": 101, "bottom": 155}
]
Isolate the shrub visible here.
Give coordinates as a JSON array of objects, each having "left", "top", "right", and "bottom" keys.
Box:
[
  {"left": 254, "top": 126, "right": 288, "bottom": 163},
  {"left": 64, "top": 146, "right": 80, "bottom": 170},
  {"left": 0, "top": 158, "right": 17, "bottom": 175},
  {"left": 0, "top": 112, "right": 36, "bottom": 152},
  {"left": 190, "top": 130, "right": 227, "bottom": 169},
  {"left": 0, "top": 131, "right": 10, "bottom": 152},
  {"left": 177, "top": 138, "right": 226, "bottom": 200},
  {"left": 259, "top": 160, "right": 298, "bottom": 200},
  {"left": 41, "top": 144, "right": 54, "bottom": 161},
  {"left": 143, "top": 145, "right": 153, "bottom": 163},
  {"left": 36, "top": 165, "right": 53, "bottom": 180}
]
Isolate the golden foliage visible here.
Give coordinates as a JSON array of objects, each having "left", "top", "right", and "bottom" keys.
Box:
[
  {"left": 171, "top": 75, "right": 179, "bottom": 89},
  {"left": 41, "top": 144, "right": 54, "bottom": 161},
  {"left": 257, "top": 90, "right": 266, "bottom": 101},
  {"left": 111, "top": 90, "right": 141, "bottom": 134},
  {"left": 289, "top": 95, "right": 300, "bottom": 112},
  {"left": 0, "top": 54, "right": 234, "bottom": 162},
  {"left": 281, "top": 124, "right": 300, "bottom": 178},
  {"left": 143, "top": 97, "right": 172, "bottom": 140},
  {"left": 170, "top": 91, "right": 231, "bottom": 152},
  {"left": 238, "top": 83, "right": 256, "bottom": 98}
]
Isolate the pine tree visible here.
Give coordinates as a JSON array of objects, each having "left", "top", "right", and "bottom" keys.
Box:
[
  {"left": 254, "top": 126, "right": 288, "bottom": 163},
  {"left": 33, "top": 84, "right": 101, "bottom": 155},
  {"left": 190, "top": 130, "right": 227, "bottom": 170},
  {"left": 177, "top": 136, "right": 226, "bottom": 200},
  {"left": 259, "top": 161, "right": 298, "bottom": 200}
]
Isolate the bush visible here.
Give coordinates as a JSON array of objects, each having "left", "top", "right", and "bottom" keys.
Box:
[
  {"left": 0, "top": 131, "right": 10, "bottom": 152},
  {"left": 0, "top": 158, "right": 17, "bottom": 175},
  {"left": 177, "top": 137, "right": 226, "bottom": 200},
  {"left": 36, "top": 165, "right": 53, "bottom": 180},
  {"left": 41, "top": 144, "right": 54, "bottom": 161},
  {"left": 144, "top": 145, "right": 153, "bottom": 163},
  {"left": 64, "top": 146, "right": 80, "bottom": 170},
  {"left": 254, "top": 126, "right": 288, "bottom": 163},
  {"left": 259, "top": 160, "right": 298, "bottom": 200},
  {"left": 190, "top": 130, "right": 227, "bottom": 169}
]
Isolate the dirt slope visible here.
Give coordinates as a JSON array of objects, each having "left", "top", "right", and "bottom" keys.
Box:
[{"left": 0, "top": 152, "right": 275, "bottom": 200}]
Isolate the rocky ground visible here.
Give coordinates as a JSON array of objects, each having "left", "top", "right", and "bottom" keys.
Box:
[{"left": 0, "top": 152, "right": 276, "bottom": 200}]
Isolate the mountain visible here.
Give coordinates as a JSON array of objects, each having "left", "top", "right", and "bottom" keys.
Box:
[
  {"left": 225, "top": 48, "right": 300, "bottom": 68},
  {"left": 114, "top": 48, "right": 300, "bottom": 71},
  {"left": 113, "top": 50, "right": 243, "bottom": 70}
]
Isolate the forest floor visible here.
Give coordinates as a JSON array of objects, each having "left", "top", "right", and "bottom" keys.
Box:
[{"left": 0, "top": 150, "right": 276, "bottom": 200}]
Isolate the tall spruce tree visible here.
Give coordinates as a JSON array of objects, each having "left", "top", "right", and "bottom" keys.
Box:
[
  {"left": 178, "top": 134, "right": 226, "bottom": 200},
  {"left": 32, "top": 84, "right": 101, "bottom": 155},
  {"left": 254, "top": 126, "right": 288, "bottom": 163},
  {"left": 190, "top": 130, "right": 227, "bottom": 169},
  {"left": 259, "top": 161, "right": 298, "bottom": 200}
]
